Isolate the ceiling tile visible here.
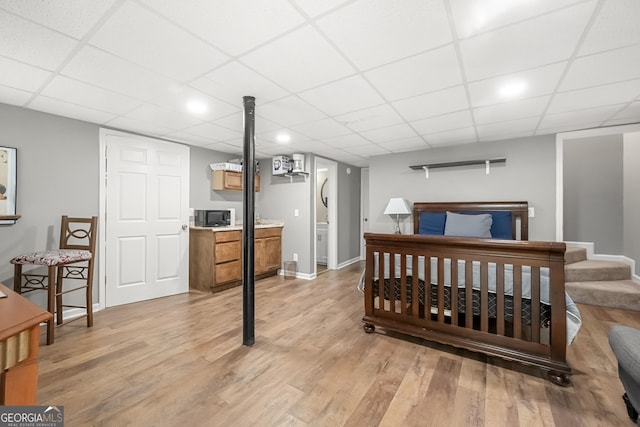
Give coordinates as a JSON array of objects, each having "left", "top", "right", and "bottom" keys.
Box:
[
  {"left": 335, "top": 104, "right": 404, "bottom": 132},
  {"left": 343, "top": 143, "right": 390, "bottom": 156},
  {"left": 41, "top": 76, "right": 142, "bottom": 115},
  {"left": 548, "top": 79, "right": 640, "bottom": 114},
  {"left": 191, "top": 61, "right": 288, "bottom": 106},
  {"left": 360, "top": 123, "right": 418, "bottom": 144},
  {"left": 473, "top": 96, "right": 550, "bottom": 124},
  {"left": 257, "top": 128, "right": 311, "bottom": 145},
  {"left": 450, "top": 0, "right": 589, "bottom": 39},
  {"left": 290, "top": 118, "right": 352, "bottom": 139},
  {"left": 89, "top": 2, "right": 228, "bottom": 81},
  {"left": 320, "top": 134, "right": 371, "bottom": 148},
  {"left": 0, "top": 0, "right": 117, "bottom": 39},
  {"left": 365, "top": 44, "right": 462, "bottom": 101},
  {"left": 538, "top": 104, "right": 624, "bottom": 131},
  {"left": 299, "top": 75, "right": 384, "bottom": 116},
  {"left": 560, "top": 44, "right": 640, "bottom": 91},
  {"left": 378, "top": 136, "right": 429, "bottom": 153},
  {"left": 0, "top": 10, "right": 77, "bottom": 70},
  {"left": 61, "top": 46, "right": 176, "bottom": 101},
  {"left": 140, "top": 0, "right": 305, "bottom": 56},
  {"left": 257, "top": 96, "right": 326, "bottom": 127},
  {"left": 0, "top": 56, "right": 52, "bottom": 92},
  {"left": 608, "top": 101, "right": 640, "bottom": 121},
  {"left": 411, "top": 110, "right": 474, "bottom": 135},
  {"left": 475, "top": 117, "right": 538, "bottom": 140},
  {"left": 579, "top": 0, "right": 640, "bottom": 56},
  {"left": 105, "top": 116, "right": 174, "bottom": 137},
  {"left": 163, "top": 131, "right": 214, "bottom": 147},
  {"left": 425, "top": 127, "right": 477, "bottom": 146},
  {"left": 241, "top": 25, "right": 355, "bottom": 93},
  {"left": 0, "top": 84, "right": 33, "bottom": 106},
  {"left": 467, "top": 62, "right": 565, "bottom": 107},
  {"left": 317, "top": 0, "right": 452, "bottom": 70},
  {"left": 148, "top": 85, "right": 240, "bottom": 122},
  {"left": 393, "top": 86, "right": 469, "bottom": 122},
  {"left": 290, "top": 140, "right": 335, "bottom": 153},
  {"left": 290, "top": 0, "right": 352, "bottom": 17},
  {"left": 125, "top": 103, "right": 204, "bottom": 131},
  {"left": 29, "top": 95, "right": 117, "bottom": 124},
  {"left": 460, "top": 2, "right": 595, "bottom": 81},
  {"left": 181, "top": 122, "right": 242, "bottom": 143}
]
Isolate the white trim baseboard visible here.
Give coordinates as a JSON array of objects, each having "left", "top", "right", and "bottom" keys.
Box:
[
  {"left": 62, "top": 303, "right": 101, "bottom": 322},
  {"left": 337, "top": 257, "right": 361, "bottom": 270}
]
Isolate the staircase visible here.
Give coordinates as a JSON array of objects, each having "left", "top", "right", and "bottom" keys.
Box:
[{"left": 564, "top": 246, "right": 640, "bottom": 311}]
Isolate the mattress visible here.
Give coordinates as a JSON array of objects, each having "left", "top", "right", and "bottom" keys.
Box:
[{"left": 359, "top": 253, "right": 582, "bottom": 344}]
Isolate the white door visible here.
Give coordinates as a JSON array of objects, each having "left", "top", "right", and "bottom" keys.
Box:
[{"left": 101, "top": 129, "right": 189, "bottom": 307}]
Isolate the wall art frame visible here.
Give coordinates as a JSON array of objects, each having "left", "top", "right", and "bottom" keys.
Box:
[{"left": 0, "top": 146, "right": 19, "bottom": 224}]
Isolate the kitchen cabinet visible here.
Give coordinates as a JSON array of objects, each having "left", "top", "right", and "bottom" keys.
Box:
[
  {"left": 189, "top": 226, "right": 282, "bottom": 293},
  {"left": 211, "top": 170, "right": 260, "bottom": 192}
]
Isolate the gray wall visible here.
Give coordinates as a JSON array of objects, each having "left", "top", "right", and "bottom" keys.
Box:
[
  {"left": 563, "top": 134, "right": 623, "bottom": 254},
  {"left": 337, "top": 165, "right": 361, "bottom": 265},
  {"left": 0, "top": 104, "right": 100, "bottom": 308},
  {"left": 624, "top": 132, "right": 640, "bottom": 275},
  {"left": 369, "top": 135, "right": 557, "bottom": 241}
]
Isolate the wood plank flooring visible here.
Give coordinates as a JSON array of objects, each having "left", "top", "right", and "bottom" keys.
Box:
[{"left": 36, "top": 262, "right": 639, "bottom": 426}]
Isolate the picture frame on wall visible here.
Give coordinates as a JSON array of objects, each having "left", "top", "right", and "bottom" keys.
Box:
[{"left": 0, "top": 146, "right": 18, "bottom": 224}]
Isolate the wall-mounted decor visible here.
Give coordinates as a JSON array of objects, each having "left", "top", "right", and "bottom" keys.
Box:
[{"left": 0, "top": 146, "right": 19, "bottom": 224}]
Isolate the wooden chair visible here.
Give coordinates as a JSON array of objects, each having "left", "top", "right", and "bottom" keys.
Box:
[{"left": 11, "top": 216, "right": 98, "bottom": 345}]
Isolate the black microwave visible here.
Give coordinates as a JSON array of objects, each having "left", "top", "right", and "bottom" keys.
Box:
[{"left": 194, "top": 209, "right": 231, "bottom": 227}]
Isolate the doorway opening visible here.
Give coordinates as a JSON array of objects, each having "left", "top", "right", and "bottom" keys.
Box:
[{"left": 315, "top": 157, "right": 337, "bottom": 276}]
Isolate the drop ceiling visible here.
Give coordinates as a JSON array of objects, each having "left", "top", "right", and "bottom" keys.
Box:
[{"left": 1, "top": 0, "right": 639, "bottom": 167}]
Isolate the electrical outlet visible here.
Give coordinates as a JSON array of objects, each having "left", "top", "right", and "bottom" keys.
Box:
[
  {"left": 293, "top": 253, "right": 298, "bottom": 262},
  {"left": 294, "top": 209, "right": 299, "bottom": 217},
  {"left": 528, "top": 207, "right": 535, "bottom": 218}
]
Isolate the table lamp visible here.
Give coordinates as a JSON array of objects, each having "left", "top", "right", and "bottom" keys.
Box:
[{"left": 384, "top": 197, "right": 411, "bottom": 234}]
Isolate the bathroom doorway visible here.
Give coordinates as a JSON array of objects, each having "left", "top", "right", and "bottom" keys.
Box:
[{"left": 315, "top": 157, "right": 337, "bottom": 276}]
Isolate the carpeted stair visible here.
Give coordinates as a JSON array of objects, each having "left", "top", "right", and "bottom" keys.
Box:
[{"left": 564, "top": 246, "right": 640, "bottom": 311}]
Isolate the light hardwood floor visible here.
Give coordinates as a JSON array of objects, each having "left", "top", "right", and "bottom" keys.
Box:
[{"left": 36, "top": 262, "right": 639, "bottom": 426}]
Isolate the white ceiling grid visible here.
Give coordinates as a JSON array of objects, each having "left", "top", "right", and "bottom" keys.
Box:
[{"left": 0, "top": 0, "right": 638, "bottom": 167}]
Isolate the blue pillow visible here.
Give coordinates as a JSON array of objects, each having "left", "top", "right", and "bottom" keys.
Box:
[
  {"left": 489, "top": 211, "right": 512, "bottom": 239},
  {"left": 418, "top": 212, "right": 446, "bottom": 235}
]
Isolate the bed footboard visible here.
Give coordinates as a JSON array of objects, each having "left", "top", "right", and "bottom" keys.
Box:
[{"left": 362, "top": 233, "right": 571, "bottom": 386}]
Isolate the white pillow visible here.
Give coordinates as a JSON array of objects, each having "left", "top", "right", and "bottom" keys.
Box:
[{"left": 444, "top": 212, "right": 493, "bottom": 238}]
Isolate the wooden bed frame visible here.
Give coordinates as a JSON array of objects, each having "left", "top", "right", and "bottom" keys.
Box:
[{"left": 362, "top": 201, "right": 571, "bottom": 386}]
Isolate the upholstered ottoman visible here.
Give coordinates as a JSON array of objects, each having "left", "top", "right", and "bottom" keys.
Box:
[{"left": 609, "top": 325, "right": 640, "bottom": 425}]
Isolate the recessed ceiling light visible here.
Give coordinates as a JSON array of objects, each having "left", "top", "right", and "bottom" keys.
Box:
[
  {"left": 186, "top": 100, "right": 208, "bottom": 115},
  {"left": 499, "top": 81, "right": 527, "bottom": 98},
  {"left": 276, "top": 133, "right": 291, "bottom": 144}
]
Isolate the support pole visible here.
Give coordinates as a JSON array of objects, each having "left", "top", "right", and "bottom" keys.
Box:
[{"left": 242, "top": 96, "right": 256, "bottom": 346}]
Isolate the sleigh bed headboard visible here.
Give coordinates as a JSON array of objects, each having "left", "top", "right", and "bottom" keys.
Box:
[{"left": 412, "top": 201, "right": 529, "bottom": 240}]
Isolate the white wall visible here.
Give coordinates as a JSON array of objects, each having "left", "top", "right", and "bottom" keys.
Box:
[{"left": 369, "top": 135, "right": 557, "bottom": 241}]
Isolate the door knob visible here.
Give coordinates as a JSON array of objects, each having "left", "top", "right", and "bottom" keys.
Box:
[{"left": 182, "top": 224, "right": 188, "bottom": 231}]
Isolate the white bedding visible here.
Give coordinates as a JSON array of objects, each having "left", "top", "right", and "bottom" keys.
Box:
[{"left": 358, "top": 254, "right": 581, "bottom": 344}]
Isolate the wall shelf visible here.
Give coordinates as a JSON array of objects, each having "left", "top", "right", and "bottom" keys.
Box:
[
  {"left": 278, "top": 171, "right": 309, "bottom": 182},
  {"left": 410, "top": 158, "right": 506, "bottom": 177},
  {"left": 0, "top": 215, "right": 21, "bottom": 225}
]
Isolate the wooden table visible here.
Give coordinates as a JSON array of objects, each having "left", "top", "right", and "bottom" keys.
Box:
[{"left": 0, "top": 283, "right": 52, "bottom": 405}]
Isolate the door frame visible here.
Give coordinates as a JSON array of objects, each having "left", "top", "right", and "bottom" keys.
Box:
[{"left": 98, "top": 128, "right": 190, "bottom": 309}]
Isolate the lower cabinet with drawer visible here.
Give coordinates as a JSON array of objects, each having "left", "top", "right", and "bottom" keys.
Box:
[{"left": 189, "top": 226, "right": 282, "bottom": 293}]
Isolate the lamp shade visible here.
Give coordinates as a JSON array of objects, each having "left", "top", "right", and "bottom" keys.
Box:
[{"left": 384, "top": 198, "right": 411, "bottom": 215}]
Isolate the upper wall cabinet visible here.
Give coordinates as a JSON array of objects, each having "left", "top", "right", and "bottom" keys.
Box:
[{"left": 211, "top": 170, "right": 260, "bottom": 192}]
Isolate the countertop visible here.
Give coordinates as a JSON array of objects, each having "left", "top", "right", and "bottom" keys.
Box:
[{"left": 190, "top": 222, "right": 283, "bottom": 231}]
